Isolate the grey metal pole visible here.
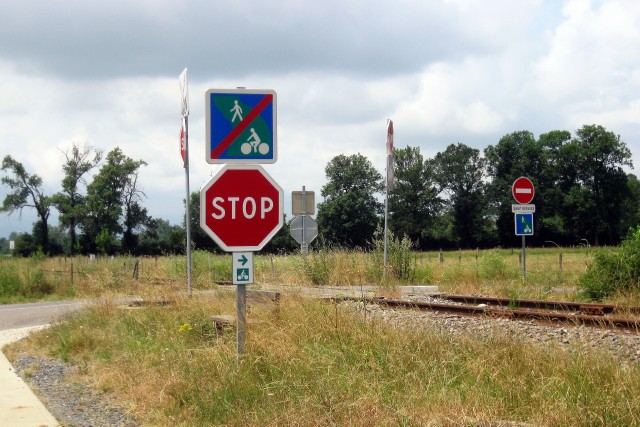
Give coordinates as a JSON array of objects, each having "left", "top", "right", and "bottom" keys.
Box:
[
  {"left": 383, "top": 185, "right": 389, "bottom": 275},
  {"left": 522, "top": 235, "right": 526, "bottom": 281},
  {"left": 301, "top": 186, "right": 307, "bottom": 254},
  {"left": 184, "top": 116, "right": 193, "bottom": 297},
  {"left": 236, "top": 283, "right": 247, "bottom": 365}
]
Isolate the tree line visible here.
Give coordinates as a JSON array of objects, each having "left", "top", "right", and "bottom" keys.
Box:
[
  {"left": 316, "top": 124, "right": 638, "bottom": 249},
  {"left": 1, "top": 124, "right": 637, "bottom": 256}
]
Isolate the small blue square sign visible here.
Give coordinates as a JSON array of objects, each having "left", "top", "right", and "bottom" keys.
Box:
[{"left": 515, "top": 213, "right": 534, "bottom": 236}]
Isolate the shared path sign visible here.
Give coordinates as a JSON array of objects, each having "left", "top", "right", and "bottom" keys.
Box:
[
  {"left": 206, "top": 89, "right": 277, "bottom": 164},
  {"left": 515, "top": 213, "right": 534, "bottom": 236}
]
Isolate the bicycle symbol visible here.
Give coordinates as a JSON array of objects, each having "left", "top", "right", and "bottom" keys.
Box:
[
  {"left": 241, "top": 128, "right": 270, "bottom": 156},
  {"left": 237, "top": 268, "right": 249, "bottom": 281}
]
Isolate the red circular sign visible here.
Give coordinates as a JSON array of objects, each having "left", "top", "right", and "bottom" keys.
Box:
[
  {"left": 200, "top": 165, "right": 283, "bottom": 252},
  {"left": 512, "top": 177, "right": 535, "bottom": 204}
]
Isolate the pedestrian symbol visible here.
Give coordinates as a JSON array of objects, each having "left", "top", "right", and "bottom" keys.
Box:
[
  {"left": 230, "top": 100, "right": 243, "bottom": 122},
  {"left": 206, "top": 89, "right": 277, "bottom": 164},
  {"left": 515, "top": 213, "right": 534, "bottom": 236}
]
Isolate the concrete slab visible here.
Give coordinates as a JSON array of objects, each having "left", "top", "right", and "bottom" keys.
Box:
[{"left": 0, "top": 326, "right": 59, "bottom": 427}]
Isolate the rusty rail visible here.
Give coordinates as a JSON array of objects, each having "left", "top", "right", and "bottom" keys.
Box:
[{"left": 331, "top": 296, "right": 640, "bottom": 333}]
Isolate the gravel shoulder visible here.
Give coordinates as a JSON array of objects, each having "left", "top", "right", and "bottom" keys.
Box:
[{"left": 1, "top": 327, "right": 137, "bottom": 427}]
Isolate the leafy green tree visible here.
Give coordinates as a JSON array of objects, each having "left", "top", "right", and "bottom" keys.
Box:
[
  {"left": 317, "top": 154, "right": 383, "bottom": 248},
  {"left": 263, "top": 214, "right": 298, "bottom": 254},
  {"left": 485, "top": 131, "right": 542, "bottom": 246},
  {"left": 187, "top": 191, "right": 220, "bottom": 252},
  {"left": 138, "top": 218, "right": 185, "bottom": 255},
  {"left": 0, "top": 156, "right": 51, "bottom": 253},
  {"left": 620, "top": 174, "right": 640, "bottom": 235},
  {"left": 432, "top": 143, "right": 492, "bottom": 248},
  {"left": 10, "top": 231, "right": 37, "bottom": 257},
  {"left": 50, "top": 143, "right": 102, "bottom": 255},
  {"left": 388, "top": 146, "right": 442, "bottom": 249},
  {"left": 535, "top": 130, "right": 573, "bottom": 244},
  {"left": 80, "top": 148, "right": 147, "bottom": 253},
  {"left": 570, "top": 124, "right": 632, "bottom": 245}
]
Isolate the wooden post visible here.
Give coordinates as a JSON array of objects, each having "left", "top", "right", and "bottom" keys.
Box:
[
  {"left": 559, "top": 253, "right": 563, "bottom": 275},
  {"left": 439, "top": 250, "right": 444, "bottom": 263},
  {"left": 236, "top": 283, "right": 247, "bottom": 366}
]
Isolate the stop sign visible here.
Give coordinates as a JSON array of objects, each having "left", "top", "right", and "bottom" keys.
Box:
[
  {"left": 200, "top": 165, "right": 283, "bottom": 252},
  {"left": 512, "top": 177, "right": 535, "bottom": 204}
]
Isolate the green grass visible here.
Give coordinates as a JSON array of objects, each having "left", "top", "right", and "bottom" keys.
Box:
[{"left": 9, "top": 294, "right": 640, "bottom": 426}]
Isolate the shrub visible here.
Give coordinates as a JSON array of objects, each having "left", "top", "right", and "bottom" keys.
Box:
[
  {"left": 302, "top": 249, "right": 333, "bottom": 285},
  {"left": 580, "top": 226, "right": 640, "bottom": 300},
  {"left": 366, "top": 227, "right": 416, "bottom": 283}
]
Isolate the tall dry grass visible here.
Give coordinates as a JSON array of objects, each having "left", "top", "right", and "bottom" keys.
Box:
[
  {"left": 9, "top": 293, "right": 640, "bottom": 426},
  {"left": 1, "top": 247, "right": 596, "bottom": 303}
]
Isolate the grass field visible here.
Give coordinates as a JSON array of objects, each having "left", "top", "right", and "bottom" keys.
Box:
[{"left": 0, "top": 246, "right": 602, "bottom": 303}]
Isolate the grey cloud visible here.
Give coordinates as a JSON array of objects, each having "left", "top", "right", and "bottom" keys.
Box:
[{"left": 1, "top": 1, "right": 503, "bottom": 81}]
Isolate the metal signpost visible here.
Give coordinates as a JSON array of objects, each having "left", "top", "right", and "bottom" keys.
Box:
[
  {"left": 202, "top": 89, "right": 280, "bottom": 364},
  {"left": 512, "top": 177, "right": 535, "bottom": 280},
  {"left": 291, "top": 187, "right": 317, "bottom": 253},
  {"left": 179, "top": 68, "right": 193, "bottom": 297}
]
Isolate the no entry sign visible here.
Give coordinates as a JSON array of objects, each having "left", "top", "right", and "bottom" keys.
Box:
[{"left": 512, "top": 177, "right": 535, "bottom": 204}]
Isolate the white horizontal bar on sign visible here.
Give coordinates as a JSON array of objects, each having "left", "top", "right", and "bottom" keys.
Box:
[
  {"left": 515, "top": 188, "right": 532, "bottom": 194},
  {"left": 512, "top": 204, "right": 535, "bottom": 213}
]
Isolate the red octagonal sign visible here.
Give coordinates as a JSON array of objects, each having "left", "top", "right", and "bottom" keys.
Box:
[
  {"left": 200, "top": 165, "right": 283, "bottom": 252},
  {"left": 512, "top": 176, "right": 535, "bottom": 204}
]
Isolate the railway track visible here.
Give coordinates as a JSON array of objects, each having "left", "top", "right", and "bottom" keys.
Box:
[{"left": 331, "top": 294, "right": 640, "bottom": 333}]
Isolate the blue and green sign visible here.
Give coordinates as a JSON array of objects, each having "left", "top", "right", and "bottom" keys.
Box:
[
  {"left": 515, "top": 213, "right": 534, "bottom": 236},
  {"left": 206, "top": 89, "right": 277, "bottom": 164}
]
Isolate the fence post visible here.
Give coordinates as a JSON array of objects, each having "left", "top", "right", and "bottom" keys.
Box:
[
  {"left": 133, "top": 259, "right": 139, "bottom": 280},
  {"left": 439, "top": 249, "right": 444, "bottom": 263},
  {"left": 70, "top": 262, "right": 74, "bottom": 288},
  {"left": 559, "top": 253, "right": 563, "bottom": 275}
]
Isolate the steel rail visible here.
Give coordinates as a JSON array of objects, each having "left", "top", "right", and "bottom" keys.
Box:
[
  {"left": 429, "top": 294, "right": 640, "bottom": 315},
  {"left": 331, "top": 296, "right": 640, "bottom": 333}
]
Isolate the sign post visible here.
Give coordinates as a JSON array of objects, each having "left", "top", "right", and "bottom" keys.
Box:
[
  {"left": 512, "top": 177, "right": 535, "bottom": 280},
  {"left": 200, "top": 161, "right": 283, "bottom": 364},
  {"left": 291, "top": 186, "right": 317, "bottom": 254}
]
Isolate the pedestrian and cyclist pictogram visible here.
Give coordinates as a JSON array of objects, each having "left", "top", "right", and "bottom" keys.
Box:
[
  {"left": 205, "top": 89, "right": 277, "bottom": 164},
  {"left": 515, "top": 213, "right": 534, "bottom": 236}
]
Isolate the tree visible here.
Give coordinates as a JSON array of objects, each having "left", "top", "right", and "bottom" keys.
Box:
[
  {"left": 570, "top": 124, "right": 633, "bottom": 245},
  {"left": 535, "top": 130, "right": 573, "bottom": 244},
  {"left": 432, "top": 143, "right": 492, "bottom": 248},
  {"left": 485, "top": 131, "right": 542, "bottom": 246},
  {"left": 138, "top": 218, "right": 185, "bottom": 255},
  {"left": 316, "top": 154, "right": 383, "bottom": 248},
  {"left": 388, "top": 146, "right": 442, "bottom": 249},
  {"left": 121, "top": 167, "right": 150, "bottom": 253},
  {"left": 187, "top": 191, "right": 220, "bottom": 252},
  {"left": 80, "top": 147, "right": 147, "bottom": 253},
  {"left": 51, "top": 143, "right": 102, "bottom": 255},
  {"left": 0, "top": 156, "right": 51, "bottom": 253}
]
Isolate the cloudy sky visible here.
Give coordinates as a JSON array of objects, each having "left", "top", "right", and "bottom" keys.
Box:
[{"left": 1, "top": 0, "right": 640, "bottom": 240}]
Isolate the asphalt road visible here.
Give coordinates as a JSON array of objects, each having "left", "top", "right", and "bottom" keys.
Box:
[{"left": 0, "top": 300, "right": 88, "bottom": 330}]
